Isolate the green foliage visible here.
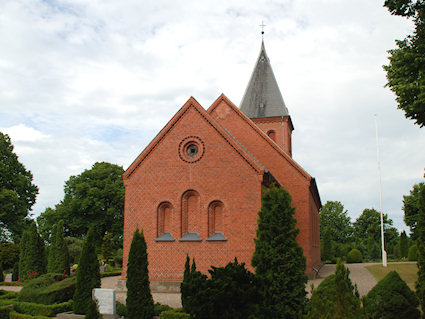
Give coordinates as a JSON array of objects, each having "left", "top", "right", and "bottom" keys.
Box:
[
  {"left": 101, "top": 233, "right": 114, "bottom": 262},
  {"left": 403, "top": 183, "right": 425, "bottom": 240},
  {"left": 363, "top": 270, "right": 419, "bottom": 318},
  {"left": 154, "top": 303, "right": 173, "bottom": 316},
  {"left": 114, "top": 248, "right": 123, "bottom": 267},
  {"left": 12, "top": 300, "right": 73, "bottom": 317},
  {"left": 37, "top": 162, "right": 125, "bottom": 245},
  {"left": 160, "top": 310, "right": 190, "bottom": 319},
  {"left": 399, "top": 230, "right": 409, "bottom": 258},
  {"left": 321, "top": 227, "right": 332, "bottom": 261},
  {"left": 84, "top": 298, "right": 101, "bottom": 319},
  {"left": 252, "top": 186, "right": 307, "bottom": 319},
  {"left": 180, "top": 255, "right": 191, "bottom": 313},
  {"left": 0, "top": 263, "right": 3, "bottom": 282},
  {"left": 19, "top": 222, "right": 46, "bottom": 279},
  {"left": 64, "top": 237, "right": 83, "bottom": 265},
  {"left": 126, "top": 228, "right": 154, "bottom": 319},
  {"left": 0, "top": 132, "right": 39, "bottom": 242},
  {"left": 367, "top": 235, "right": 380, "bottom": 260},
  {"left": 307, "top": 260, "right": 363, "bottom": 318},
  {"left": 73, "top": 227, "right": 100, "bottom": 315},
  {"left": 18, "top": 274, "right": 75, "bottom": 305},
  {"left": 116, "top": 301, "right": 127, "bottom": 317},
  {"left": 416, "top": 185, "right": 425, "bottom": 316},
  {"left": 47, "top": 220, "right": 70, "bottom": 276},
  {"left": 0, "top": 242, "right": 20, "bottom": 269},
  {"left": 12, "top": 262, "right": 19, "bottom": 281},
  {"left": 9, "top": 311, "right": 50, "bottom": 319},
  {"left": 347, "top": 249, "right": 363, "bottom": 263},
  {"left": 0, "top": 305, "right": 11, "bottom": 319},
  {"left": 384, "top": 1, "right": 425, "bottom": 127},
  {"left": 320, "top": 201, "right": 353, "bottom": 243},
  {"left": 409, "top": 244, "right": 418, "bottom": 261}
]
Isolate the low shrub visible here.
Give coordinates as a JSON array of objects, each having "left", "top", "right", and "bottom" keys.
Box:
[
  {"left": 13, "top": 300, "right": 73, "bottom": 317},
  {"left": 0, "top": 282, "right": 23, "bottom": 287},
  {"left": 116, "top": 301, "right": 127, "bottom": 317},
  {"left": 0, "top": 305, "right": 11, "bottom": 319},
  {"left": 347, "top": 249, "right": 363, "bottom": 263},
  {"left": 9, "top": 311, "right": 50, "bottom": 319},
  {"left": 154, "top": 302, "right": 173, "bottom": 316},
  {"left": 0, "top": 291, "right": 19, "bottom": 299},
  {"left": 408, "top": 245, "right": 417, "bottom": 261},
  {"left": 100, "top": 271, "right": 122, "bottom": 278},
  {"left": 363, "top": 271, "right": 420, "bottom": 318},
  {"left": 160, "top": 310, "right": 190, "bottom": 319},
  {"left": 18, "top": 274, "right": 75, "bottom": 305}
]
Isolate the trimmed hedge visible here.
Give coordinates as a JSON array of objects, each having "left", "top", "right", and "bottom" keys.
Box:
[
  {"left": 0, "top": 282, "right": 24, "bottom": 286},
  {"left": 347, "top": 249, "right": 363, "bottom": 263},
  {"left": 160, "top": 310, "right": 190, "bottom": 319},
  {"left": 13, "top": 300, "right": 73, "bottom": 317},
  {"left": 9, "top": 311, "right": 50, "bottom": 319},
  {"left": 18, "top": 274, "right": 75, "bottom": 305},
  {"left": 0, "top": 305, "right": 11, "bottom": 319},
  {"left": 154, "top": 303, "right": 173, "bottom": 316},
  {"left": 100, "top": 271, "right": 122, "bottom": 278},
  {"left": 0, "top": 291, "right": 19, "bottom": 300}
]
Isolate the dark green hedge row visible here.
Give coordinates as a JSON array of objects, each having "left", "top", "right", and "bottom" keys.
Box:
[
  {"left": 0, "top": 305, "right": 11, "bottom": 319},
  {"left": 160, "top": 310, "right": 190, "bottom": 319},
  {"left": 100, "top": 271, "right": 122, "bottom": 278},
  {"left": 0, "top": 283, "right": 24, "bottom": 287},
  {"left": 12, "top": 300, "right": 73, "bottom": 317},
  {"left": 0, "top": 291, "right": 19, "bottom": 300},
  {"left": 18, "top": 274, "right": 75, "bottom": 305},
  {"left": 9, "top": 311, "right": 50, "bottom": 319}
]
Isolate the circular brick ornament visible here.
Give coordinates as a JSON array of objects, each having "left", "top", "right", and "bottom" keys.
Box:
[{"left": 178, "top": 136, "right": 205, "bottom": 163}]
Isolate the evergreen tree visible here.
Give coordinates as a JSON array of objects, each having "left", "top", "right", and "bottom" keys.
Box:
[
  {"left": 73, "top": 227, "right": 100, "bottom": 315},
  {"left": 0, "top": 262, "right": 4, "bottom": 282},
  {"left": 126, "top": 228, "right": 154, "bottom": 319},
  {"left": 400, "top": 230, "right": 409, "bottom": 258},
  {"left": 363, "top": 271, "right": 419, "bottom": 319},
  {"left": 48, "top": 220, "right": 70, "bottom": 275},
  {"left": 85, "top": 298, "right": 101, "bottom": 319},
  {"left": 416, "top": 185, "right": 425, "bottom": 317},
  {"left": 19, "top": 222, "right": 46, "bottom": 279},
  {"left": 252, "top": 186, "right": 307, "bottom": 319},
  {"left": 101, "top": 233, "right": 114, "bottom": 263},
  {"left": 12, "top": 262, "right": 18, "bottom": 281},
  {"left": 321, "top": 227, "right": 332, "bottom": 261},
  {"left": 180, "top": 255, "right": 191, "bottom": 313}
]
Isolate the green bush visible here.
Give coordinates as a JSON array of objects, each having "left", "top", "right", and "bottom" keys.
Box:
[
  {"left": 363, "top": 271, "right": 420, "bottom": 318},
  {"left": 0, "top": 242, "right": 20, "bottom": 270},
  {"left": 12, "top": 300, "right": 73, "bottom": 317},
  {"left": 154, "top": 302, "right": 173, "bottom": 316},
  {"left": 18, "top": 274, "right": 75, "bottom": 305},
  {"left": 0, "top": 264, "right": 4, "bottom": 282},
  {"left": 0, "top": 291, "right": 19, "bottom": 299},
  {"left": 12, "top": 263, "right": 19, "bottom": 282},
  {"left": 100, "top": 271, "right": 122, "bottom": 278},
  {"left": 0, "top": 305, "right": 11, "bottom": 319},
  {"left": 408, "top": 244, "right": 417, "bottom": 261},
  {"left": 347, "top": 249, "right": 363, "bottom": 263},
  {"left": 116, "top": 301, "right": 127, "bottom": 317},
  {"left": 9, "top": 311, "right": 50, "bottom": 319},
  {"left": 114, "top": 249, "right": 123, "bottom": 267},
  {"left": 160, "top": 310, "right": 190, "bottom": 319}
]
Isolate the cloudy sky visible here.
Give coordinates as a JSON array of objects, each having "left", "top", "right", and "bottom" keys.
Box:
[{"left": 1, "top": 0, "right": 424, "bottom": 233}]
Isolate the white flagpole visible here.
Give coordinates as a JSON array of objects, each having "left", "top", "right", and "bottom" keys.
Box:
[{"left": 375, "top": 114, "right": 387, "bottom": 267}]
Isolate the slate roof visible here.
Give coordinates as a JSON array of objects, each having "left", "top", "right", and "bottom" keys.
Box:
[{"left": 240, "top": 40, "right": 289, "bottom": 118}]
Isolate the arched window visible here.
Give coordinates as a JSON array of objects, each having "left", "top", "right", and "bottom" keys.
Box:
[
  {"left": 155, "top": 202, "right": 174, "bottom": 241},
  {"left": 267, "top": 130, "right": 276, "bottom": 142},
  {"left": 180, "top": 190, "right": 201, "bottom": 241},
  {"left": 207, "top": 201, "right": 226, "bottom": 241}
]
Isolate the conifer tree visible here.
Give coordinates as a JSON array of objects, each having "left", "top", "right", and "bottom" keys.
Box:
[
  {"left": 19, "top": 222, "right": 46, "bottom": 279},
  {"left": 126, "top": 228, "right": 154, "bottom": 319},
  {"left": 48, "top": 220, "right": 70, "bottom": 275},
  {"left": 252, "top": 186, "right": 307, "bottom": 319},
  {"left": 0, "top": 263, "right": 4, "bottom": 282},
  {"left": 416, "top": 186, "right": 425, "bottom": 317},
  {"left": 321, "top": 227, "right": 332, "bottom": 261},
  {"left": 400, "top": 230, "right": 409, "bottom": 258},
  {"left": 73, "top": 227, "right": 100, "bottom": 315},
  {"left": 101, "top": 233, "right": 114, "bottom": 263},
  {"left": 181, "top": 255, "right": 191, "bottom": 313}
]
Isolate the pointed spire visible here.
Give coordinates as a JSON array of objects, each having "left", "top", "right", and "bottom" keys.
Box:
[{"left": 240, "top": 40, "right": 289, "bottom": 119}]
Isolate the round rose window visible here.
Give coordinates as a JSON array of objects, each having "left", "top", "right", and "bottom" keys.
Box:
[{"left": 179, "top": 136, "right": 205, "bottom": 163}]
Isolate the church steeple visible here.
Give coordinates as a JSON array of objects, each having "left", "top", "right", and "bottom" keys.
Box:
[{"left": 240, "top": 40, "right": 289, "bottom": 119}]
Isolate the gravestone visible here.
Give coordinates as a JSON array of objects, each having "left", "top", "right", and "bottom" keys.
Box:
[{"left": 93, "top": 288, "right": 117, "bottom": 319}]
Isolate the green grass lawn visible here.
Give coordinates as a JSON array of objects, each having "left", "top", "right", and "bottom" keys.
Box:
[{"left": 365, "top": 262, "right": 418, "bottom": 290}]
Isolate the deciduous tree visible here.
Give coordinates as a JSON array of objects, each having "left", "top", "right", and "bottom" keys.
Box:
[
  {"left": 252, "top": 186, "right": 307, "bottom": 319},
  {"left": 320, "top": 201, "right": 353, "bottom": 243},
  {"left": 0, "top": 132, "right": 38, "bottom": 241},
  {"left": 416, "top": 185, "right": 425, "bottom": 316},
  {"left": 403, "top": 182, "right": 425, "bottom": 240}
]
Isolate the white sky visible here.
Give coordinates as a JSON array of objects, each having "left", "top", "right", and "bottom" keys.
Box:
[{"left": 1, "top": 0, "right": 424, "bottom": 233}]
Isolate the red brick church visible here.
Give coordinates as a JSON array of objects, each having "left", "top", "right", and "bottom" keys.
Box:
[{"left": 121, "top": 41, "right": 321, "bottom": 283}]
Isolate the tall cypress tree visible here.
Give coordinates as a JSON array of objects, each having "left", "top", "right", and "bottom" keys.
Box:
[
  {"left": 400, "top": 230, "right": 409, "bottom": 258},
  {"left": 416, "top": 186, "right": 425, "bottom": 317},
  {"left": 181, "top": 255, "right": 191, "bottom": 313},
  {"left": 252, "top": 186, "right": 307, "bottom": 319},
  {"left": 73, "top": 227, "right": 100, "bottom": 315},
  {"left": 19, "top": 222, "right": 46, "bottom": 279},
  {"left": 48, "top": 220, "right": 70, "bottom": 275},
  {"left": 126, "top": 228, "right": 154, "bottom": 319}
]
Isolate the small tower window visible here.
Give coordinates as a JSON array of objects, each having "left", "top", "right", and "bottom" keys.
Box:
[{"left": 267, "top": 130, "right": 276, "bottom": 142}]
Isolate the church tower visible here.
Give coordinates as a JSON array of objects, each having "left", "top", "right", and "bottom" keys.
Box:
[{"left": 240, "top": 40, "right": 294, "bottom": 156}]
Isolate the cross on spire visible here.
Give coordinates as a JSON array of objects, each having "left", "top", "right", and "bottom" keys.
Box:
[{"left": 259, "top": 21, "right": 266, "bottom": 38}]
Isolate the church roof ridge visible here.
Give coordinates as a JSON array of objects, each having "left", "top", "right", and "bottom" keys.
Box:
[{"left": 239, "top": 40, "right": 289, "bottom": 119}]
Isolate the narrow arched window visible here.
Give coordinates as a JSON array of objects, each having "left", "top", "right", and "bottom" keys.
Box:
[
  {"left": 155, "top": 202, "right": 174, "bottom": 241},
  {"left": 180, "top": 190, "right": 201, "bottom": 241},
  {"left": 207, "top": 201, "right": 226, "bottom": 241},
  {"left": 267, "top": 130, "right": 276, "bottom": 142}
]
